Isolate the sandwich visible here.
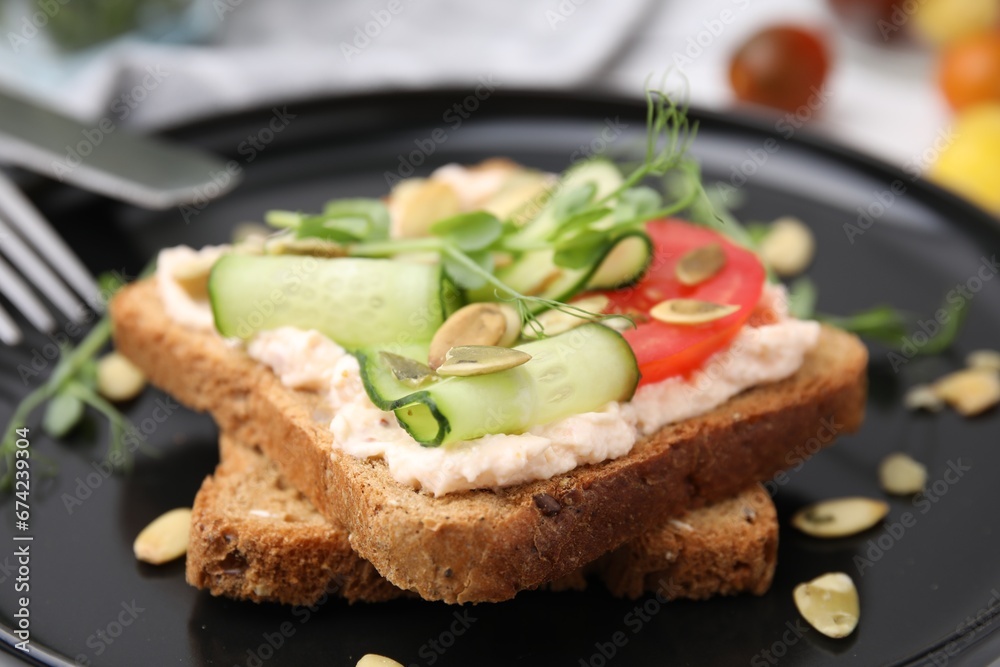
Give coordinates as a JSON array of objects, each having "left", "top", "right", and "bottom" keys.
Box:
[
  {"left": 110, "top": 141, "right": 868, "bottom": 603},
  {"left": 188, "top": 433, "right": 779, "bottom": 605}
]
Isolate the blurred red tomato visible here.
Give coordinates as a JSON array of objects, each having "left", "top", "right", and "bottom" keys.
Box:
[
  {"left": 729, "top": 26, "right": 831, "bottom": 113},
  {"left": 939, "top": 31, "right": 1000, "bottom": 111}
]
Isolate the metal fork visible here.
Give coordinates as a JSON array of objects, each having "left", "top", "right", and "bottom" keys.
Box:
[{"left": 0, "top": 170, "right": 103, "bottom": 345}]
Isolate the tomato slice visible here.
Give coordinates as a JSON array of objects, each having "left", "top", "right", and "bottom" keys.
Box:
[{"left": 599, "top": 219, "right": 766, "bottom": 385}]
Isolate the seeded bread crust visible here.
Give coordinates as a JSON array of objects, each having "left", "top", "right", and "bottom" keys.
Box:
[
  {"left": 187, "top": 434, "right": 778, "bottom": 605},
  {"left": 112, "top": 280, "right": 867, "bottom": 603}
]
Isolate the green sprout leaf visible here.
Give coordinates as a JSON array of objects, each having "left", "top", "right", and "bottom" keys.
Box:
[
  {"left": 551, "top": 183, "right": 597, "bottom": 221},
  {"left": 431, "top": 212, "right": 503, "bottom": 252},
  {"left": 42, "top": 391, "right": 85, "bottom": 439},
  {"left": 818, "top": 305, "right": 910, "bottom": 345},
  {"left": 614, "top": 187, "right": 662, "bottom": 223}
]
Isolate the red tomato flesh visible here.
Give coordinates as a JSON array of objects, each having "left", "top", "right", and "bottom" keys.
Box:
[{"left": 599, "top": 219, "right": 766, "bottom": 385}]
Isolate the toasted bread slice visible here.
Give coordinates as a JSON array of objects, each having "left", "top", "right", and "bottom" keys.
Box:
[
  {"left": 112, "top": 280, "right": 867, "bottom": 603},
  {"left": 188, "top": 434, "right": 778, "bottom": 605}
]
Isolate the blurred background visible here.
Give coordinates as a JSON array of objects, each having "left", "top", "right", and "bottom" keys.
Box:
[{"left": 0, "top": 0, "right": 998, "bottom": 215}]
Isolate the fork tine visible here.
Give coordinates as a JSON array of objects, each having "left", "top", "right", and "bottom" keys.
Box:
[
  {"left": 0, "top": 300, "right": 22, "bottom": 345},
  {"left": 0, "top": 173, "right": 103, "bottom": 311},
  {"left": 0, "top": 253, "right": 55, "bottom": 334},
  {"left": 0, "top": 216, "right": 86, "bottom": 322}
]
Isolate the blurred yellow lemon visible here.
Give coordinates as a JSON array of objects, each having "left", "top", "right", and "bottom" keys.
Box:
[
  {"left": 913, "top": 0, "right": 1000, "bottom": 47},
  {"left": 931, "top": 104, "right": 1000, "bottom": 214}
]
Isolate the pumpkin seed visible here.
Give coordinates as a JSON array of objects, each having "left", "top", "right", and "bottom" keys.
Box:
[
  {"left": 356, "top": 655, "right": 405, "bottom": 667},
  {"left": 429, "top": 303, "right": 520, "bottom": 369},
  {"left": 675, "top": 243, "right": 726, "bottom": 286},
  {"left": 878, "top": 452, "right": 927, "bottom": 495},
  {"left": 134, "top": 508, "right": 192, "bottom": 565},
  {"left": 523, "top": 295, "right": 610, "bottom": 338},
  {"left": 436, "top": 345, "right": 532, "bottom": 377},
  {"left": 649, "top": 299, "right": 739, "bottom": 325},
  {"left": 380, "top": 352, "right": 436, "bottom": 387},
  {"left": 96, "top": 352, "right": 146, "bottom": 403},
  {"left": 903, "top": 384, "right": 944, "bottom": 412},
  {"left": 793, "top": 572, "right": 860, "bottom": 638},
  {"left": 791, "top": 497, "right": 889, "bottom": 538},
  {"left": 389, "top": 179, "right": 462, "bottom": 238},
  {"left": 759, "top": 216, "right": 815, "bottom": 277},
  {"left": 934, "top": 368, "right": 1000, "bottom": 416},
  {"left": 966, "top": 349, "right": 1000, "bottom": 372}
]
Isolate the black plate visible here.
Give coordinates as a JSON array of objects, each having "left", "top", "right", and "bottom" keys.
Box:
[{"left": 2, "top": 90, "right": 1000, "bottom": 667}]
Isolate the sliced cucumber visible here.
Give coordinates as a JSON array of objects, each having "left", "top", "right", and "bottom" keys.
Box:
[
  {"left": 209, "top": 255, "right": 458, "bottom": 348},
  {"left": 356, "top": 323, "right": 639, "bottom": 446},
  {"left": 585, "top": 233, "right": 653, "bottom": 290}
]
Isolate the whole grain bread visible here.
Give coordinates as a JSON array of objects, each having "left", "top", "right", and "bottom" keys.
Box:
[
  {"left": 112, "top": 279, "right": 867, "bottom": 603},
  {"left": 188, "top": 434, "right": 778, "bottom": 605}
]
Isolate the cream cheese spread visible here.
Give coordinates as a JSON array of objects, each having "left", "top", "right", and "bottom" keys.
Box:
[{"left": 241, "top": 283, "right": 818, "bottom": 496}]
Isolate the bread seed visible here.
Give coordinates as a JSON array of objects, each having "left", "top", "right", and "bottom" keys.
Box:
[
  {"left": 523, "top": 295, "right": 610, "bottom": 338},
  {"left": 649, "top": 299, "right": 739, "bottom": 325},
  {"left": 356, "top": 655, "right": 404, "bottom": 667},
  {"left": 879, "top": 453, "right": 927, "bottom": 495},
  {"left": 380, "top": 352, "right": 436, "bottom": 387},
  {"left": 793, "top": 572, "right": 860, "bottom": 638},
  {"left": 792, "top": 497, "right": 889, "bottom": 538},
  {"left": 966, "top": 349, "right": 1000, "bottom": 372},
  {"left": 934, "top": 368, "right": 1000, "bottom": 416},
  {"left": 134, "top": 508, "right": 192, "bottom": 565},
  {"left": 96, "top": 352, "right": 147, "bottom": 403},
  {"left": 759, "top": 216, "right": 815, "bottom": 277},
  {"left": 675, "top": 243, "right": 726, "bottom": 286},
  {"left": 903, "top": 384, "right": 944, "bottom": 412},
  {"left": 429, "top": 303, "right": 520, "bottom": 369},
  {"left": 436, "top": 345, "right": 531, "bottom": 377}
]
